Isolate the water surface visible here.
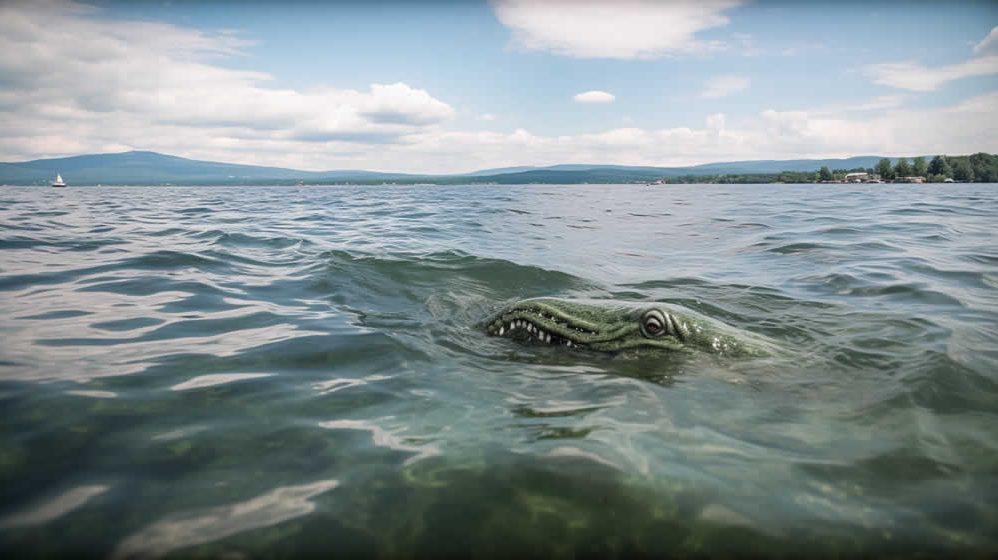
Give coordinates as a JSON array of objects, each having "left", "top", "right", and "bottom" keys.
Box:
[{"left": 1, "top": 184, "right": 996, "bottom": 557}]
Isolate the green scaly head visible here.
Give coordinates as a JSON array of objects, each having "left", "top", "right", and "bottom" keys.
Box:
[{"left": 483, "top": 298, "right": 771, "bottom": 357}]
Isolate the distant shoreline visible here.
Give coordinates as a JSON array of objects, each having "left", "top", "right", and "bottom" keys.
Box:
[
  {"left": 5, "top": 181, "right": 995, "bottom": 188},
  {"left": 2, "top": 151, "right": 995, "bottom": 186}
]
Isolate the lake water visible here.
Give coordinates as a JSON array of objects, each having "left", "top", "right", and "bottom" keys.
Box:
[{"left": 1, "top": 184, "right": 996, "bottom": 557}]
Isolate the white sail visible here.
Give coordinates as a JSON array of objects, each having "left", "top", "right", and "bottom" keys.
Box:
[{"left": 56, "top": 174, "right": 63, "bottom": 183}]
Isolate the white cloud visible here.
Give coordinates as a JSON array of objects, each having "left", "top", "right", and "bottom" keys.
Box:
[
  {"left": 0, "top": 0, "right": 454, "bottom": 164},
  {"left": 973, "top": 26, "right": 998, "bottom": 54},
  {"left": 1, "top": 1, "right": 995, "bottom": 174},
  {"left": 389, "top": 91, "right": 996, "bottom": 173},
  {"left": 701, "top": 75, "right": 750, "bottom": 98},
  {"left": 864, "top": 55, "right": 998, "bottom": 91},
  {"left": 490, "top": 0, "right": 742, "bottom": 59},
  {"left": 865, "top": 28, "right": 998, "bottom": 92},
  {"left": 478, "top": 113, "right": 498, "bottom": 121},
  {"left": 573, "top": 90, "right": 615, "bottom": 104},
  {"left": 822, "top": 95, "right": 907, "bottom": 114},
  {"left": 705, "top": 113, "right": 726, "bottom": 132},
  {"left": 752, "top": 92, "right": 998, "bottom": 158}
]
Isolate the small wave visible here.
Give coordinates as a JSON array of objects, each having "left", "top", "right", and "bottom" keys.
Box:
[
  {"left": 101, "top": 250, "right": 230, "bottom": 272},
  {"left": 170, "top": 372, "right": 274, "bottom": 391},
  {"left": 0, "top": 237, "right": 125, "bottom": 251},
  {"left": 197, "top": 230, "right": 308, "bottom": 250},
  {"left": 148, "top": 227, "right": 190, "bottom": 237},
  {"left": 958, "top": 253, "right": 998, "bottom": 266},
  {"left": 177, "top": 206, "right": 214, "bottom": 215},
  {"left": 839, "top": 282, "right": 967, "bottom": 307},
  {"left": 767, "top": 241, "right": 828, "bottom": 254},
  {"left": 815, "top": 226, "right": 864, "bottom": 235},
  {"left": 91, "top": 317, "right": 164, "bottom": 332},
  {"left": 17, "top": 309, "right": 92, "bottom": 320},
  {"left": 311, "top": 248, "right": 590, "bottom": 296}
]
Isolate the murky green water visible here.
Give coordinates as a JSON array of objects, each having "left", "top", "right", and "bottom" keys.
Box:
[{"left": 1, "top": 184, "right": 996, "bottom": 558}]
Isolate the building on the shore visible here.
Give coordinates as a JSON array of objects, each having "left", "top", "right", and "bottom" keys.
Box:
[
  {"left": 897, "top": 176, "right": 926, "bottom": 184},
  {"left": 843, "top": 172, "right": 886, "bottom": 183}
]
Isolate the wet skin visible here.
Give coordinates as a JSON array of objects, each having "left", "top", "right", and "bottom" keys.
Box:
[{"left": 484, "top": 298, "right": 771, "bottom": 357}]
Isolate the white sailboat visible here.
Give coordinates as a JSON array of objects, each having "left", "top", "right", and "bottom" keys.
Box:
[{"left": 51, "top": 173, "right": 66, "bottom": 188}]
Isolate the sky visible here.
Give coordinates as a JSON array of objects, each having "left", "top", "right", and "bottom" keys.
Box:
[{"left": 1, "top": 0, "right": 996, "bottom": 173}]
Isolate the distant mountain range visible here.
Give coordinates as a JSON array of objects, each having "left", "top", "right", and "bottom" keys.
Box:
[{"left": 0, "top": 150, "right": 914, "bottom": 186}]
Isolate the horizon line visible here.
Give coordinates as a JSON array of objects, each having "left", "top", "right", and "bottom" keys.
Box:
[{"left": 3, "top": 149, "right": 982, "bottom": 176}]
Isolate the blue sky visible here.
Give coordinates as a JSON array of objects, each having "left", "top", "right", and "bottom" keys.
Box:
[{"left": 1, "top": 0, "right": 996, "bottom": 172}]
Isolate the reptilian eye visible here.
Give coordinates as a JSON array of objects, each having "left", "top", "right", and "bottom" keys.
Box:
[{"left": 640, "top": 309, "right": 668, "bottom": 338}]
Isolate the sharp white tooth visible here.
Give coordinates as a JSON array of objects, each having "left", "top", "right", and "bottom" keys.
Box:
[
  {"left": 567, "top": 340, "right": 573, "bottom": 347},
  {"left": 499, "top": 326, "right": 505, "bottom": 336}
]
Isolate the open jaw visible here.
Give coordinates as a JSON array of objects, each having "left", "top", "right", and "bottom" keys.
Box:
[
  {"left": 483, "top": 299, "right": 688, "bottom": 353},
  {"left": 485, "top": 304, "right": 595, "bottom": 348}
]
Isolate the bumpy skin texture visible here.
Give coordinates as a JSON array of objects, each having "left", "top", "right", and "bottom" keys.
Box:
[{"left": 484, "top": 298, "right": 770, "bottom": 357}]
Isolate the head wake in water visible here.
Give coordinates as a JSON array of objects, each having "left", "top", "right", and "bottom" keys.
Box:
[{"left": 484, "top": 298, "right": 771, "bottom": 357}]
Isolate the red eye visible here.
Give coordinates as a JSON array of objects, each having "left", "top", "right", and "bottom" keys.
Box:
[{"left": 645, "top": 320, "right": 661, "bottom": 333}]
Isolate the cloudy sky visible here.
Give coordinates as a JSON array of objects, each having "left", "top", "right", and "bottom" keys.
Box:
[{"left": 1, "top": 0, "right": 996, "bottom": 173}]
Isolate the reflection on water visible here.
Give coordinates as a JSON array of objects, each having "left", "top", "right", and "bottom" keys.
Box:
[
  {"left": 313, "top": 373, "right": 393, "bottom": 395},
  {"left": 319, "top": 419, "right": 441, "bottom": 465},
  {"left": 113, "top": 480, "right": 338, "bottom": 559},
  {"left": 170, "top": 372, "right": 273, "bottom": 391},
  {"left": 0, "top": 485, "right": 109, "bottom": 529},
  {"left": 65, "top": 389, "right": 119, "bottom": 399},
  {"left": 1, "top": 184, "right": 997, "bottom": 556}
]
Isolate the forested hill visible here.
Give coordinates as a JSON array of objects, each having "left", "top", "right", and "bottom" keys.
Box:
[{"left": 2, "top": 150, "right": 994, "bottom": 185}]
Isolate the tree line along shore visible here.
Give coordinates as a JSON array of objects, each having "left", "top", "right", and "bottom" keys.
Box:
[{"left": 660, "top": 153, "right": 998, "bottom": 185}]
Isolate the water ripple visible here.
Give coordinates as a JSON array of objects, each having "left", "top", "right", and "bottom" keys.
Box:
[{"left": 1, "top": 183, "right": 996, "bottom": 556}]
